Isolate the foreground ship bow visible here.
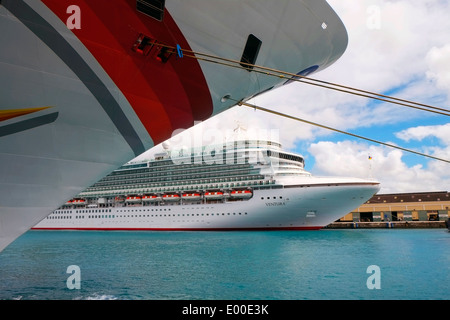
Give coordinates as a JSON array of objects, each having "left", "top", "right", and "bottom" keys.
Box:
[{"left": 0, "top": 0, "right": 348, "bottom": 251}]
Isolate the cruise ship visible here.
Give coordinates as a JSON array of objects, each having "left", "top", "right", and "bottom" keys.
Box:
[
  {"left": 33, "top": 135, "right": 380, "bottom": 231},
  {"left": 0, "top": 1, "right": 348, "bottom": 251}
]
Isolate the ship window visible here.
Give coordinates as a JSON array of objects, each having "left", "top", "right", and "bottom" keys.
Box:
[
  {"left": 240, "top": 34, "right": 262, "bottom": 71},
  {"left": 136, "top": 0, "right": 165, "bottom": 21}
]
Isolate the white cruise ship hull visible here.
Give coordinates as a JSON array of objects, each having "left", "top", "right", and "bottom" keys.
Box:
[
  {"left": 33, "top": 180, "right": 379, "bottom": 230},
  {"left": 0, "top": 0, "right": 348, "bottom": 251}
]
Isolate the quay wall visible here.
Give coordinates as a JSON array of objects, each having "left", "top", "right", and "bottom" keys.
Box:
[{"left": 325, "top": 221, "right": 447, "bottom": 229}]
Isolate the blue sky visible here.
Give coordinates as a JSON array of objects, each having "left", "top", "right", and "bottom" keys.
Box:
[{"left": 135, "top": 1, "right": 450, "bottom": 194}]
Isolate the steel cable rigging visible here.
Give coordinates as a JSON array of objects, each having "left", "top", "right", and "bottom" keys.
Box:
[
  {"left": 163, "top": 44, "right": 450, "bottom": 117},
  {"left": 158, "top": 43, "right": 450, "bottom": 163},
  {"left": 229, "top": 98, "right": 450, "bottom": 164}
]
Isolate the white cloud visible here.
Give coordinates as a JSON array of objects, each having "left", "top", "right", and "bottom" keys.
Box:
[
  {"left": 395, "top": 123, "right": 450, "bottom": 188},
  {"left": 426, "top": 44, "right": 450, "bottom": 96},
  {"left": 308, "top": 139, "right": 450, "bottom": 194},
  {"left": 395, "top": 123, "right": 450, "bottom": 145},
  {"left": 327, "top": 1, "right": 441, "bottom": 87}
]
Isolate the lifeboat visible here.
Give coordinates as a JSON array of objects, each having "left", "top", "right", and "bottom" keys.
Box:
[
  {"left": 115, "top": 196, "right": 125, "bottom": 203},
  {"left": 230, "top": 190, "right": 253, "bottom": 199},
  {"left": 204, "top": 191, "right": 224, "bottom": 200},
  {"left": 72, "top": 198, "right": 86, "bottom": 205},
  {"left": 142, "top": 194, "right": 161, "bottom": 202},
  {"left": 65, "top": 199, "right": 73, "bottom": 205},
  {"left": 125, "top": 195, "right": 141, "bottom": 203},
  {"left": 162, "top": 194, "right": 180, "bottom": 201},
  {"left": 182, "top": 193, "right": 202, "bottom": 201}
]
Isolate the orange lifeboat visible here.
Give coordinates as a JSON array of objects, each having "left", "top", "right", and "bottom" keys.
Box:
[
  {"left": 182, "top": 193, "right": 202, "bottom": 201},
  {"left": 142, "top": 194, "right": 160, "bottom": 202},
  {"left": 162, "top": 194, "right": 180, "bottom": 201},
  {"left": 72, "top": 198, "right": 86, "bottom": 205},
  {"left": 230, "top": 190, "right": 253, "bottom": 199},
  {"left": 204, "top": 191, "right": 224, "bottom": 200},
  {"left": 126, "top": 195, "right": 141, "bottom": 203},
  {"left": 115, "top": 196, "right": 125, "bottom": 203}
]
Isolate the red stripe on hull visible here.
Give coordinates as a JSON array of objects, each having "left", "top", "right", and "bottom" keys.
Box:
[
  {"left": 32, "top": 226, "right": 323, "bottom": 231},
  {"left": 42, "top": 0, "right": 213, "bottom": 144}
]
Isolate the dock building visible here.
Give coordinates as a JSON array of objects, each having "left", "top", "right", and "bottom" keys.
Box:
[{"left": 340, "top": 191, "right": 450, "bottom": 222}]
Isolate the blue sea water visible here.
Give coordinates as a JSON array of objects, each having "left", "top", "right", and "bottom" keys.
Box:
[{"left": 0, "top": 229, "right": 448, "bottom": 300}]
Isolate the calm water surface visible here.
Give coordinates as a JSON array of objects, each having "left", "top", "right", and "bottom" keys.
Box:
[{"left": 0, "top": 229, "right": 448, "bottom": 300}]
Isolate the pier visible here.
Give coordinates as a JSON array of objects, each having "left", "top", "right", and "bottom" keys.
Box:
[
  {"left": 325, "top": 220, "right": 447, "bottom": 229},
  {"left": 331, "top": 191, "right": 449, "bottom": 229}
]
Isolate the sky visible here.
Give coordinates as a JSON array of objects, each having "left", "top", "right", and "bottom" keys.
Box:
[{"left": 134, "top": 0, "right": 450, "bottom": 194}]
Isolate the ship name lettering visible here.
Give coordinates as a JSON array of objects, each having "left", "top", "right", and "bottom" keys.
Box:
[{"left": 265, "top": 202, "right": 286, "bottom": 207}]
